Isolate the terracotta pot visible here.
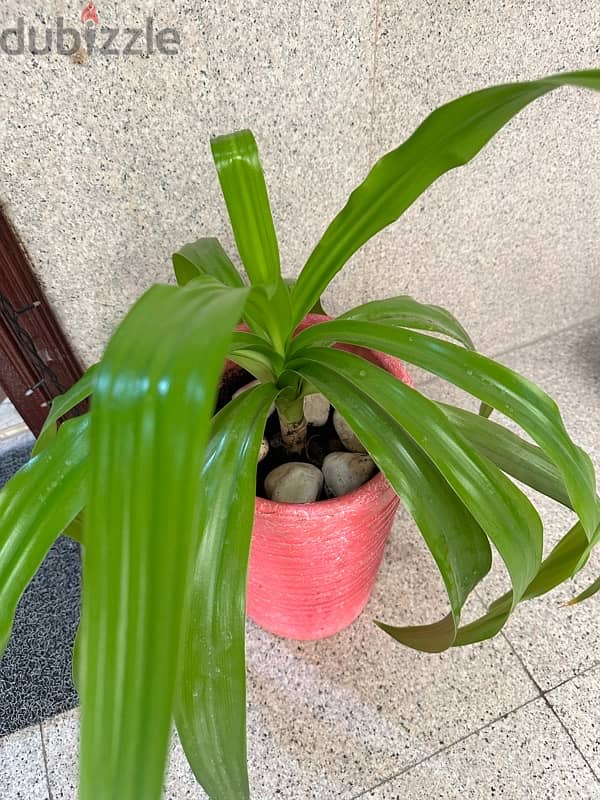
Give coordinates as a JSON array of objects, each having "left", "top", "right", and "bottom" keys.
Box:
[{"left": 239, "top": 314, "right": 411, "bottom": 640}]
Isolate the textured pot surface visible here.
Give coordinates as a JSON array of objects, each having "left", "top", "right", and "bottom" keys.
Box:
[{"left": 246, "top": 314, "right": 411, "bottom": 640}]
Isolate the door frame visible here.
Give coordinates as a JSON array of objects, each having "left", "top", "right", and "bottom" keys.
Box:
[{"left": 0, "top": 208, "right": 85, "bottom": 435}]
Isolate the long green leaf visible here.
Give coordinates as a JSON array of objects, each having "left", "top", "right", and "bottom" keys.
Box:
[
  {"left": 290, "top": 347, "right": 544, "bottom": 651},
  {"left": 568, "top": 575, "right": 600, "bottom": 604},
  {"left": 79, "top": 280, "right": 248, "bottom": 800},
  {"left": 445, "top": 408, "right": 600, "bottom": 639},
  {"left": 290, "top": 320, "right": 599, "bottom": 538},
  {"left": 284, "top": 357, "right": 490, "bottom": 651},
  {"left": 173, "top": 238, "right": 245, "bottom": 288},
  {"left": 441, "top": 404, "right": 570, "bottom": 507},
  {"left": 440, "top": 408, "right": 599, "bottom": 641},
  {"left": 176, "top": 382, "right": 277, "bottom": 799},
  {"left": 456, "top": 521, "right": 593, "bottom": 644},
  {"left": 211, "top": 130, "right": 291, "bottom": 351},
  {"left": 211, "top": 130, "right": 280, "bottom": 286},
  {"left": 0, "top": 416, "right": 88, "bottom": 655},
  {"left": 291, "top": 71, "right": 600, "bottom": 324},
  {"left": 33, "top": 365, "right": 97, "bottom": 456},
  {"left": 227, "top": 332, "right": 284, "bottom": 382},
  {"left": 340, "top": 296, "right": 475, "bottom": 349}
]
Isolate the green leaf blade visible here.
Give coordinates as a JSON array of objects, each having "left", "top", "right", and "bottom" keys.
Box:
[
  {"left": 291, "top": 348, "right": 543, "bottom": 607},
  {"left": 210, "top": 130, "right": 292, "bottom": 351},
  {"left": 569, "top": 575, "right": 600, "bottom": 605},
  {"left": 456, "top": 521, "right": 593, "bottom": 645},
  {"left": 33, "top": 364, "right": 98, "bottom": 455},
  {"left": 79, "top": 280, "right": 248, "bottom": 800},
  {"left": 290, "top": 320, "right": 599, "bottom": 538},
  {"left": 441, "top": 404, "right": 571, "bottom": 508},
  {"left": 173, "top": 238, "right": 245, "bottom": 288},
  {"left": 0, "top": 416, "right": 88, "bottom": 655},
  {"left": 289, "top": 353, "right": 496, "bottom": 652},
  {"left": 340, "top": 295, "right": 475, "bottom": 349},
  {"left": 176, "top": 382, "right": 277, "bottom": 800},
  {"left": 211, "top": 130, "right": 280, "bottom": 286}
]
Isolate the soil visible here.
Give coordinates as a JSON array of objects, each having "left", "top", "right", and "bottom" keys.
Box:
[{"left": 216, "top": 368, "right": 379, "bottom": 501}]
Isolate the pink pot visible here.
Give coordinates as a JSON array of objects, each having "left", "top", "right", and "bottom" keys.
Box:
[{"left": 241, "top": 314, "right": 411, "bottom": 640}]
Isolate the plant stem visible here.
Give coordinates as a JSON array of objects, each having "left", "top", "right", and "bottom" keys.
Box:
[{"left": 276, "top": 396, "right": 307, "bottom": 454}]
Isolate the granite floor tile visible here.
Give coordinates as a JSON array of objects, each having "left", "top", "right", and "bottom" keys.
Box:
[
  {"left": 43, "top": 709, "right": 209, "bottom": 799},
  {"left": 546, "top": 666, "right": 600, "bottom": 779},
  {"left": 41, "top": 709, "right": 78, "bottom": 799},
  {"left": 0, "top": 724, "right": 49, "bottom": 800},
  {"left": 0, "top": 399, "right": 26, "bottom": 435},
  {"left": 361, "top": 698, "right": 599, "bottom": 800},
  {"left": 40, "top": 511, "right": 539, "bottom": 799},
  {"left": 242, "top": 512, "right": 538, "bottom": 798},
  {"left": 418, "top": 315, "right": 600, "bottom": 690}
]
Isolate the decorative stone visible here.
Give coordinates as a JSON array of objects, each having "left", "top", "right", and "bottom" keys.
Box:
[
  {"left": 333, "top": 410, "right": 367, "bottom": 453},
  {"left": 264, "top": 462, "right": 323, "bottom": 504},
  {"left": 258, "top": 437, "right": 269, "bottom": 462},
  {"left": 303, "top": 393, "right": 331, "bottom": 426},
  {"left": 322, "top": 452, "right": 376, "bottom": 497}
]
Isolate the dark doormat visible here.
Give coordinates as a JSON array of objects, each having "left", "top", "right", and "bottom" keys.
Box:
[{"left": 0, "top": 435, "right": 81, "bottom": 736}]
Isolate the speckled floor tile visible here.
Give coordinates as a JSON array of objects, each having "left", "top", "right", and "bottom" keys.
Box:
[
  {"left": 241, "top": 513, "right": 537, "bottom": 798},
  {"left": 547, "top": 666, "right": 600, "bottom": 779},
  {"left": 43, "top": 709, "right": 209, "bottom": 799},
  {"left": 41, "top": 709, "right": 78, "bottom": 799},
  {"left": 419, "top": 315, "right": 600, "bottom": 690},
  {"left": 0, "top": 724, "right": 49, "bottom": 800},
  {"left": 39, "top": 513, "right": 538, "bottom": 799},
  {"left": 361, "top": 698, "right": 599, "bottom": 800},
  {"left": 0, "top": 399, "right": 26, "bottom": 434}
]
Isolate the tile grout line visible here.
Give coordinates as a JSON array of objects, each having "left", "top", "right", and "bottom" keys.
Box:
[
  {"left": 346, "top": 695, "right": 541, "bottom": 799},
  {"left": 347, "top": 655, "right": 600, "bottom": 798},
  {"left": 412, "top": 309, "right": 600, "bottom": 393},
  {"left": 38, "top": 721, "right": 54, "bottom": 800},
  {"left": 498, "top": 631, "right": 600, "bottom": 786},
  {"left": 544, "top": 696, "right": 600, "bottom": 784},
  {"left": 482, "top": 310, "right": 600, "bottom": 363},
  {"left": 542, "top": 659, "right": 600, "bottom": 695}
]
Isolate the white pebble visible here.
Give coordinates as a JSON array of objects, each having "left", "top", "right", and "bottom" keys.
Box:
[
  {"left": 322, "top": 452, "right": 376, "bottom": 497},
  {"left": 303, "top": 393, "right": 331, "bottom": 426},
  {"left": 264, "top": 462, "right": 323, "bottom": 504},
  {"left": 333, "top": 410, "right": 367, "bottom": 453}
]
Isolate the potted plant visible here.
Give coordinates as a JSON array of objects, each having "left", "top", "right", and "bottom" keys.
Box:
[{"left": 1, "top": 70, "right": 599, "bottom": 800}]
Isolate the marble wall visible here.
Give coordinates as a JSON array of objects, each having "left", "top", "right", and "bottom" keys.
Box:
[{"left": 1, "top": 1, "right": 599, "bottom": 365}]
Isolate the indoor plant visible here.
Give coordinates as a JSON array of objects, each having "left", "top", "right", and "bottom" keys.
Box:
[{"left": 1, "top": 70, "right": 600, "bottom": 799}]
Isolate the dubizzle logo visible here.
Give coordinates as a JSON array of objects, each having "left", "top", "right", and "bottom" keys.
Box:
[{"left": 0, "top": 2, "right": 181, "bottom": 57}]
